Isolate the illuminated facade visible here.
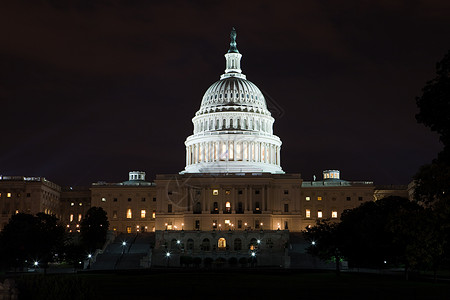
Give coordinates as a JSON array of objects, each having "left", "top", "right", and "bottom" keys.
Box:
[
  {"left": 90, "top": 171, "right": 157, "bottom": 233},
  {"left": 0, "top": 176, "right": 61, "bottom": 230},
  {"left": 182, "top": 28, "right": 283, "bottom": 174}
]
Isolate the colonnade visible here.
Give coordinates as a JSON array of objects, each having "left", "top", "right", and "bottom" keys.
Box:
[
  {"left": 193, "top": 116, "right": 272, "bottom": 134},
  {"left": 186, "top": 141, "right": 281, "bottom": 166}
]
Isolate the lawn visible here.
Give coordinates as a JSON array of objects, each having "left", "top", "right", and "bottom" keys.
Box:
[{"left": 13, "top": 270, "right": 450, "bottom": 299}]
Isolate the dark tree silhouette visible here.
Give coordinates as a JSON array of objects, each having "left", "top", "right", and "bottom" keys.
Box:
[
  {"left": 0, "top": 213, "right": 65, "bottom": 271},
  {"left": 80, "top": 207, "right": 109, "bottom": 251}
]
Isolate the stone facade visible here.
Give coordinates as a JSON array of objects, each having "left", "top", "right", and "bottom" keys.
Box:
[
  {"left": 152, "top": 229, "right": 290, "bottom": 268},
  {"left": 0, "top": 176, "right": 60, "bottom": 230}
]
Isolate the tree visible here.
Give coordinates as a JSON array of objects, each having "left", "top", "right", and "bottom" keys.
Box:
[
  {"left": 414, "top": 50, "right": 450, "bottom": 270},
  {"left": 303, "top": 219, "right": 343, "bottom": 275},
  {"left": 416, "top": 50, "right": 450, "bottom": 149},
  {"left": 80, "top": 207, "right": 109, "bottom": 252},
  {"left": 0, "top": 213, "right": 65, "bottom": 271}
]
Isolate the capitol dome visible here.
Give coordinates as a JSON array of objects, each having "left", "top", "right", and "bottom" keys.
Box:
[{"left": 182, "top": 28, "right": 284, "bottom": 174}]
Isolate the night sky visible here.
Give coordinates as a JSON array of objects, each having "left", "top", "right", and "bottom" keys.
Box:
[{"left": 1, "top": 0, "right": 449, "bottom": 186}]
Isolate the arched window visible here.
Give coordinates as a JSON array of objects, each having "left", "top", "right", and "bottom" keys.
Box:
[
  {"left": 201, "top": 238, "right": 210, "bottom": 251},
  {"left": 249, "top": 238, "right": 257, "bottom": 250},
  {"left": 234, "top": 238, "right": 242, "bottom": 251},
  {"left": 187, "top": 239, "right": 194, "bottom": 251},
  {"left": 218, "top": 238, "right": 226, "bottom": 249}
]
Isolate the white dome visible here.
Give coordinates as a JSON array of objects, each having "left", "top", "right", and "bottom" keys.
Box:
[
  {"left": 197, "top": 77, "right": 270, "bottom": 116},
  {"left": 182, "top": 28, "right": 284, "bottom": 174}
]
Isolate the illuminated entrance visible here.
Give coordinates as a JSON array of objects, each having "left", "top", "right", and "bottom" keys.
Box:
[{"left": 218, "top": 238, "right": 226, "bottom": 249}]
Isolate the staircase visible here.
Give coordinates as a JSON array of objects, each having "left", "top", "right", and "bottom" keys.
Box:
[{"left": 92, "top": 232, "right": 155, "bottom": 270}]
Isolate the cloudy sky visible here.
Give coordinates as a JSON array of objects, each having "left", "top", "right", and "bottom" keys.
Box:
[{"left": 1, "top": 0, "right": 449, "bottom": 186}]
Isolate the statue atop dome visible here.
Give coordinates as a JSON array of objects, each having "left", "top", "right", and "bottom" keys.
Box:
[{"left": 228, "top": 27, "right": 239, "bottom": 53}]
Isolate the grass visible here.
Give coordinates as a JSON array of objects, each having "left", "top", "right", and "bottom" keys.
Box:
[
  {"left": 79, "top": 270, "right": 449, "bottom": 300},
  {"left": 10, "top": 270, "right": 450, "bottom": 299}
]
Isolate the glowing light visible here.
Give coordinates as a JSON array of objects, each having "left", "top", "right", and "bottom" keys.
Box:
[
  {"left": 166, "top": 252, "right": 171, "bottom": 257},
  {"left": 122, "top": 241, "right": 126, "bottom": 246},
  {"left": 251, "top": 252, "right": 256, "bottom": 257},
  {"left": 311, "top": 241, "right": 316, "bottom": 245}
]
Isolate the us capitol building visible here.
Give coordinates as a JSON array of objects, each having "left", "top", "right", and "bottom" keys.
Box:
[{"left": 0, "top": 29, "right": 409, "bottom": 268}]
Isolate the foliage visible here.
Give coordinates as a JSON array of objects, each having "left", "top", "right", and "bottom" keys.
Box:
[
  {"left": 0, "top": 213, "right": 65, "bottom": 270},
  {"left": 303, "top": 219, "right": 341, "bottom": 262},
  {"left": 416, "top": 50, "right": 450, "bottom": 148},
  {"left": 302, "top": 197, "right": 441, "bottom": 276},
  {"left": 80, "top": 207, "right": 109, "bottom": 251},
  {"left": 63, "top": 243, "right": 87, "bottom": 270},
  {"left": 414, "top": 49, "right": 450, "bottom": 269}
]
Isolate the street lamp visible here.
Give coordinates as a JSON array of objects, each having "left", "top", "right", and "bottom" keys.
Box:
[
  {"left": 311, "top": 241, "right": 316, "bottom": 246},
  {"left": 87, "top": 254, "right": 92, "bottom": 269},
  {"left": 122, "top": 241, "right": 127, "bottom": 254},
  {"left": 166, "top": 252, "right": 171, "bottom": 267}
]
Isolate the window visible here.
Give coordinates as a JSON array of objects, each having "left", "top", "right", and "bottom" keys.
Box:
[
  {"left": 113, "top": 210, "right": 118, "bottom": 219},
  {"left": 225, "top": 190, "right": 231, "bottom": 195},
  {"left": 346, "top": 197, "right": 351, "bottom": 201},
  {"left": 332, "top": 211, "right": 338, "bottom": 218},
  {"left": 168, "top": 191, "right": 172, "bottom": 195},
  {"left": 153, "top": 197, "right": 156, "bottom": 202},
  {"left": 237, "top": 202, "right": 243, "bottom": 213},
  {"left": 255, "top": 190, "right": 260, "bottom": 195},
  {"left": 284, "top": 190, "right": 289, "bottom": 195},
  {"left": 187, "top": 239, "right": 194, "bottom": 251},
  {"left": 126, "top": 226, "right": 132, "bottom": 233},
  {"left": 152, "top": 210, "right": 156, "bottom": 219},
  {"left": 213, "top": 189, "right": 219, "bottom": 195},
  {"left": 332, "top": 197, "right": 337, "bottom": 201},
  {"left": 284, "top": 203, "right": 289, "bottom": 213},
  {"left": 358, "top": 196, "right": 363, "bottom": 201},
  {"left": 284, "top": 221, "right": 288, "bottom": 230},
  {"left": 238, "top": 220, "right": 242, "bottom": 229},
  {"left": 7, "top": 193, "right": 11, "bottom": 198},
  {"left": 70, "top": 202, "right": 74, "bottom": 206},
  {"left": 201, "top": 238, "right": 210, "bottom": 251},
  {"left": 141, "top": 210, "right": 146, "bottom": 218},
  {"left": 213, "top": 220, "right": 217, "bottom": 229},
  {"left": 70, "top": 214, "right": 74, "bottom": 222},
  {"left": 168, "top": 204, "right": 172, "bottom": 213},
  {"left": 78, "top": 214, "right": 82, "bottom": 222},
  {"left": 305, "top": 196, "right": 310, "bottom": 201},
  {"left": 254, "top": 202, "right": 260, "bottom": 212},
  {"left": 218, "top": 238, "right": 226, "bottom": 249},
  {"left": 306, "top": 209, "right": 311, "bottom": 218},
  {"left": 113, "top": 198, "right": 118, "bottom": 202},
  {"left": 318, "top": 210, "right": 323, "bottom": 218},
  {"left": 255, "top": 220, "right": 260, "bottom": 229},
  {"left": 213, "top": 202, "right": 218, "bottom": 213},
  {"left": 126, "top": 209, "right": 132, "bottom": 219},
  {"left": 101, "top": 197, "right": 106, "bottom": 202},
  {"left": 238, "top": 190, "right": 243, "bottom": 195},
  {"left": 317, "top": 196, "right": 322, "bottom": 201},
  {"left": 128, "top": 198, "right": 132, "bottom": 202},
  {"left": 234, "top": 238, "right": 242, "bottom": 251},
  {"left": 26, "top": 193, "right": 31, "bottom": 197},
  {"left": 195, "top": 220, "right": 200, "bottom": 230},
  {"left": 225, "top": 201, "right": 231, "bottom": 213},
  {"left": 141, "top": 197, "right": 146, "bottom": 202}
]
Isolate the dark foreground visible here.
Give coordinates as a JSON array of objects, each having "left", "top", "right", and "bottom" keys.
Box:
[{"left": 11, "top": 269, "right": 450, "bottom": 300}]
